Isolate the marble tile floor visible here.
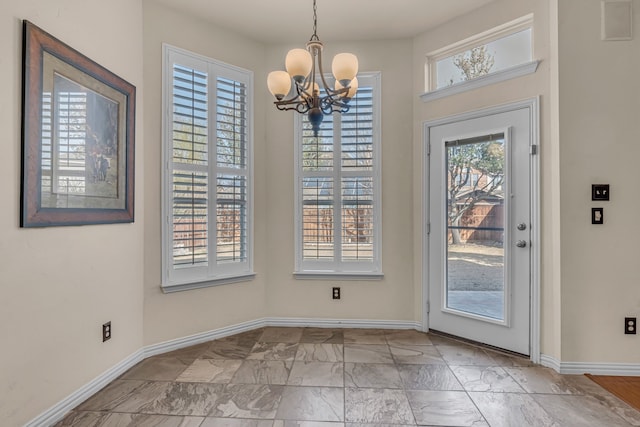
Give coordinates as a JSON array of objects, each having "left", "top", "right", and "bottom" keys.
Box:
[{"left": 56, "top": 327, "right": 640, "bottom": 427}]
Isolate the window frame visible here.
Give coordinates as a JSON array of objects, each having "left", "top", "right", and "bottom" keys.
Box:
[
  {"left": 422, "top": 14, "right": 539, "bottom": 102},
  {"left": 161, "top": 44, "right": 254, "bottom": 292},
  {"left": 293, "top": 72, "right": 383, "bottom": 279}
]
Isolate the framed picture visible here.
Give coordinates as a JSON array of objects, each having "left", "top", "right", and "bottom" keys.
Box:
[{"left": 21, "top": 20, "right": 135, "bottom": 227}]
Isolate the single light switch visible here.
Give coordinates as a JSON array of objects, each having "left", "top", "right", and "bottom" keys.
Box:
[{"left": 592, "top": 207, "right": 604, "bottom": 224}]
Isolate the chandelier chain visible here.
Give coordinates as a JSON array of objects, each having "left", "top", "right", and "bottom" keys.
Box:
[{"left": 310, "top": 0, "right": 319, "bottom": 41}]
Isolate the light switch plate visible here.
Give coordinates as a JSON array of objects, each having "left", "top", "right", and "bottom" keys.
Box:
[
  {"left": 592, "top": 184, "right": 610, "bottom": 201},
  {"left": 592, "top": 207, "right": 604, "bottom": 224}
]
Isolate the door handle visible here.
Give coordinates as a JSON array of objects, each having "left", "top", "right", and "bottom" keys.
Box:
[
  {"left": 516, "top": 240, "right": 527, "bottom": 248},
  {"left": 517, "top": 223, "right": 527, "bottom": 231}
]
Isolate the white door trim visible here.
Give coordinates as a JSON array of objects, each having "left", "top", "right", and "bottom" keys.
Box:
[{"left": 422, "top": 97, "right": 540, "bottom": 363}]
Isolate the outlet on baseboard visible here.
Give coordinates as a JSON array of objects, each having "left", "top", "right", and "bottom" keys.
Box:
[
  {"left": 103, "top": 321, "right": 112, "bottom": 342},
  {"left": 625, "top": 317, "right": 636, "bottom": 335},
  {"left": 332, "top": 287, "right": 341, "bottom": 300}
]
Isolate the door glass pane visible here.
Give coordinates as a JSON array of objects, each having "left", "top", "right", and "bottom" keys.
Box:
[{"left": 445, "top": 134, "right": 505, "bottom": 320}]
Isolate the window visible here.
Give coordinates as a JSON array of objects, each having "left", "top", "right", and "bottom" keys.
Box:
[
  {"left": 162, "top": 45, "right": 253, "bottom": 291},
  {"left": 434, "top": 28, "right": 532, "bottom": 89},
  {"left": 423, "top": 15, "right": 538, "bottom": 101},
  {"left": 294, "top": 72, "right": 382, "bottom": 278}
]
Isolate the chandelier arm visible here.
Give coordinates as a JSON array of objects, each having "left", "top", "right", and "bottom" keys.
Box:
[
  {"left": 295, "top": 80, "right": 314, "bottom": 101},
  {"left": 326, "top": 86, "right": 350, "bottom": 99},
  {"left": 310, "top": 50, "right": 318, "bottom": 97},
  {"left": 320, "top": 97, "right": 350, "bottom": 115},
  {"left": 274, "top": 80, "right": 316, "bottom": 107},
  {"left": 274, "top": 99, "right": 311, "bottom": 114},
  {"left": 319, "top": 87, "right": 350, "bottom": 112}
]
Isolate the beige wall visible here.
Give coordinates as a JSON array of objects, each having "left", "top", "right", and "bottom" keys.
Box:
[
  {"left": 142, "top": 1, "right": 270, "bottom": 345},
  {"left": 412, "top": 0, "right": 640, "bottom": 365},
  {"left": 7, "top": 0, "right": 640, "bottom": 424},
  {"left": 0, "top": 1, "right": 144, "bottom": 425},
  {"left": 558, "top": 0, "right": 640, "bottom": 362},
  {"left": 142, "top": 2, "right": 416, "bottom": 346},
  {"left": 412, "top": 0, "right": 557, "bottom": 356},
  {"left": 264, "top": 39, "right": 416, "bottom": 322}
]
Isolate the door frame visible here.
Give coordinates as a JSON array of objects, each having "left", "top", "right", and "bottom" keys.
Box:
[{"left": 422, "top": 97, "right": 540, "bottom": 363}]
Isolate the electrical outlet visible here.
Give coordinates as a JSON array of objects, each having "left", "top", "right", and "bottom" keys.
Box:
[
  {"left": 625, "top": 317, "right": 636, "bottom": 335},
  {"left": 332, "top": 287, "right": 341, "bottom": 300},
  {"left": 103, "top": 321, "right": 112, "bottom": 342}
]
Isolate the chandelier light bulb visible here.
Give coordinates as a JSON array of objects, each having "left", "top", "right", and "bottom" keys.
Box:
[
  {"left": 267, "top": 71, "right": 292, "bottom": 100},
  {"left": 285, "top": 48, "right": 313, "bottom": 83},
  {"left": 335, "top": 76, "right": 358, "bottom": 99},
  {"left": 332, "top": 53, "right": 359, "bottom": 87}
]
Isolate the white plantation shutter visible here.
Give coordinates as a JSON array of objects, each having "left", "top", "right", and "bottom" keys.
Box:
[
  {"left": 215, "top": 77, "right": 248, "bottom": 264},
  {"left": 295, "top": 73, "right": 382, "bottom": 277},
  {"left": 162, "top": 45, "right": 253, "bottom": 291},
  {"left": 340, "top": 86, "right": 374, "bottom": 262},
  {"left": 171, "top": 65, "right": 209, "bottom": 267}
]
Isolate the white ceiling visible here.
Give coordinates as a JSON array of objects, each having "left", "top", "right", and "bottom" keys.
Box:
[{"left": 150, "top": 0, "right": 496, "bottom": 43}]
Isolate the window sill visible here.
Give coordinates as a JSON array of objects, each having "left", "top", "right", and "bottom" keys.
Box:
[
  {"left": 161, "top": 273, "right": 256, "bottom": 293},
  {"left": 294, "top": 272, "right": 384, "bottom": 280},
  {"left": 420, "top": 60, "right": 540, "bottom": 103}
]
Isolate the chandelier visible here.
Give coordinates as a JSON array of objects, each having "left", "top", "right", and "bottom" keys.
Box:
[{"left": 267, "top": 0, "right": 359, "bottom": 136}]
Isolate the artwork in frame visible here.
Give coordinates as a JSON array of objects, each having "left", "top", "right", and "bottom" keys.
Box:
[{"left": 21, "top": 20, "right": 135, "bottom": 227}]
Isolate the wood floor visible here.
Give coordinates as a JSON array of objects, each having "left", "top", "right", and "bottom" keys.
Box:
[{"left": 586, "top": 374, "right": 640, "bottom": 412}]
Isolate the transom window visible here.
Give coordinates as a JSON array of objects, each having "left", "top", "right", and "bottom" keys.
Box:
[
  {"left": 426, "top": 15, "right": 534, "bottom": 92},
  {"left": 161, "top": 45, "right": 254, "bottom": 292},
  {"left": 294, "top": 72, "right": 382, "bottom": 278}
]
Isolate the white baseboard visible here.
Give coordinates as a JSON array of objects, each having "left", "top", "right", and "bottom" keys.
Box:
[
  {"left": 264, "top": 317, "right": 421, "bottom": 330},
  {"left": 541, "top": 354, "right": 640, "bottom": 376},
  {"left": 540, "top": 353, "right": 562, "bottom": 372},
  {"left": 27, "top": 317, "right": 420, "bottom": 426},
  {"left": 144, "top": 318, "right": 265, "bottom": 358},
  {"left": 25, "top": 349, "right": 144, "bottom": 427}
]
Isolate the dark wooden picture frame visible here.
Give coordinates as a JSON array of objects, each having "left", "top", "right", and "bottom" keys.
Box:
[{"left": 21, "top": 20, "right": 135, "bottom": 227}]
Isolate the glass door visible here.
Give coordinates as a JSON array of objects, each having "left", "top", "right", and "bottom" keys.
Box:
[{"left": 427, "top": 106, "right": 532, "bottom": 355}]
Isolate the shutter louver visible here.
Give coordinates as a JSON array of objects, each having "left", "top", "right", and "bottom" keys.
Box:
[
  {"left": 342, "top": 88, "right": 374, "bottom": 170},
  {"left": 303, "top": 177, "right": 334, "bottom": 260},
  {"left": 171, "top": 64, "right": 209, "bottom": 267},
  {"left": 341, "top": 176, "right": 373, "bottom": 261},
  {"left": 216, "top": 77, "right": 248, "bottom": 264},
  {"left": 216, "top": 175, "right": 247, "bottom": 262},
  {"left": 300, "top": 85, "right": 376, "bottom": 264},
  {"left": 341, "top": 88, "right": 374, "bottom": 261}
]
